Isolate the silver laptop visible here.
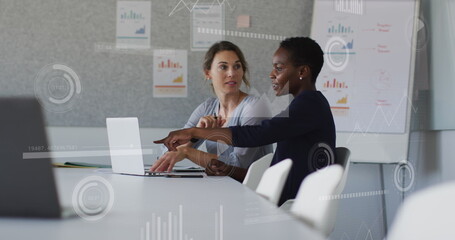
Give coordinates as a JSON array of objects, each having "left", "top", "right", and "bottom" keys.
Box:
[
  {"left": 106, "top": 117, "right": 169, "bottom": 176},
  {"left": 106, "top": 117, "right": 204, "bottom": 177}
]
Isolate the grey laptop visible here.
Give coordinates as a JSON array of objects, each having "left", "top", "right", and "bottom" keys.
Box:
[{"left": 0, "top": 98, "right": 74, "bottom": 218}]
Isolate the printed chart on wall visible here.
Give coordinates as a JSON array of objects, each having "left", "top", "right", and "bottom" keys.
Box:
[
  {"left": 191, "top": 4, "right": 224, "bottom": 51},
  {"left": 116, "top": 1, "right": 151, "bottom": 49},
  {"left": 311, "top": 0, "right": 417, "bottom": 133},
  {"left": 153, "top": 50, "right": 188, "bottom": 98}
]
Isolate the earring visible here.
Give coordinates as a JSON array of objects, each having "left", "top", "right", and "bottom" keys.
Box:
[{"left": 299, "top": 77, "right": 303, "bottom": 80}]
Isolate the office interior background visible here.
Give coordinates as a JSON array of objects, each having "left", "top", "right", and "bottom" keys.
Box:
[{"left": 0, "top": 0, "right": 454, "bottom": 239}]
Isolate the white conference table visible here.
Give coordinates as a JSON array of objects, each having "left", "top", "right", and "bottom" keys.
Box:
[{"left": 0, "top": 168, "right": 324, "bottom": 240}]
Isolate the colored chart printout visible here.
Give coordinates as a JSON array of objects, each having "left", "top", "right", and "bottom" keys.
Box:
[{"left": 153, "top": 50, "right": 188, "bottom": 98}]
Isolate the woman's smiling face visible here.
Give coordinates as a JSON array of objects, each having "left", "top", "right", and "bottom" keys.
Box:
[{"left": 269, "top": 47, "right": 301, "bottom": 97}]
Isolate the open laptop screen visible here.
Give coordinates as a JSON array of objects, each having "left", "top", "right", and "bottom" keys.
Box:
[{"left": 106, "top": 117, "right": 147, "bottom": 175}]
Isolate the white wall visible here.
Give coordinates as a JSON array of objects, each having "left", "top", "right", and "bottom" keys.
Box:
[{"left": 438, "top": 131, "right": 455, "bottom": 182}]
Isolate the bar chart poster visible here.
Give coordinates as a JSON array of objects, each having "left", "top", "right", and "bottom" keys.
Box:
[
  {"left": 116, "top": 1, "right": 151, "bottom": 49},
  {"left": 319, "top": 74, "right": 352, "bottom": 118},
  {"left": 191, "top": 4, "right": 224, "bottom": 51},
  {"left": 153, "top": 50, "right": 188, "bottom": 98}
]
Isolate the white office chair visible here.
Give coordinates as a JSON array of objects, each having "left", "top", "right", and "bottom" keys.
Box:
[
  {"left": 243, "top": 153, "right": 274, "bottom": 191},
  {"left": 334, "top": 147, "right": 351, "bottom": 195},
  {"left": 322, "top": 147, "right": 351, "bottom": 237},
  {"left": 290, "top": 164, "right": 344, "bottom": 237},
  {"left": 255, "top": 159, "right": 293, "bottom": 205},
  {"left": 280, "top": 147, "right": 351, "bottom": 211},
  {"left": 387, "top": 181, "right": 455, "bottom": 240}
]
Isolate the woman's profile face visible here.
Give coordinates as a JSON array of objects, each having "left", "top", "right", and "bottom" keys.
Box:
[
  {"left": 205, "top": 50, "right": 244, "bottom": 96},
  {"left": 270, "top": 47, "right": 300, "bottom": 96}
]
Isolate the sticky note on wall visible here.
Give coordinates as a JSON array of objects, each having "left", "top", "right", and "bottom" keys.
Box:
[{"left": 237, "top": 15, "right": 250, "bottom": 28}]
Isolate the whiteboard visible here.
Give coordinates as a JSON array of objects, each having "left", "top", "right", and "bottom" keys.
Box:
[{"left": 311, "top": 0, "right": 419, "bottom": 163}]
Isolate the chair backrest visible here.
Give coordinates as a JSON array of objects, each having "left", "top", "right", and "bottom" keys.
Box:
[
  {"left": 387, "top": 181, "right": 455, "bottom": 240},
  {"left": 290, "top": 164, "right": 343, "bottom": 237},
  {"left": 334, "top": 147, "right": 351, "bottom": 195},
  {"left": 255, "top": 159, "right": 293, "bottom": 205},
  {"left": 243, "top": 153, "right": 274, "bottom": 191},
  {"left": 279, "top": 147, "right": 351, "bottom": 213}
]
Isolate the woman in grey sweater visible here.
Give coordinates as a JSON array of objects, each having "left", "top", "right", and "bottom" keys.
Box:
[{"left": 151, "top": 41, "right": 272, "bottom": 172}]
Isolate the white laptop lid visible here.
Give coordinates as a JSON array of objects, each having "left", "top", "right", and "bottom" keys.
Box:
[{"left": 106, "top": 117, "right": 145, "bottom": 175}]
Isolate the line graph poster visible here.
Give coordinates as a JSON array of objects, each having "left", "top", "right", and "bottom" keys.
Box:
[
  {"left": 311, "top": 0, "right": 416, "bottom": 133},
  {"left": 116, "top": 1, "right": 151, "bottom": 49},
  {"left": 153, "top": 50, "right": 188, "bottom": 98}
]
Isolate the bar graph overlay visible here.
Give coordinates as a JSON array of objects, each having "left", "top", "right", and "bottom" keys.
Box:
[
  {"left": 328, "top": 23, "right": 354, "bottom": 34},
  {"left": 120, "top": 10, "right": 145, "bottom": 20},
  {"left": 136, "top": 26, "right": 145, "bottom": 34},
  {"left": 334, "top": 0, "right": 364, "bottom": 15},
  {"left": 323, "top": 78, "right": 348, "bottom": 89},
  {"left": 337, "top": 95, "right": 348, "bottom": 104},
  {"left": 342, "top": 39, "right": 354, "bottom": 49},
  {"left": 158, "top": 59, "right": 183, "bottom": 69},
  {"left": 140, "top": 205, "right": 224, "bottom": 240},
  {"left": 172, "top": 75, "right": 183, "bottom": 83}
]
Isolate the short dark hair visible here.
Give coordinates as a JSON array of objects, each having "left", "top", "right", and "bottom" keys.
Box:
[
  {"left": 203, "top": 41, "right": 250, "bottom": 88},
  {"left": 279, "top": 37, "right": 324, "bottom": 83}
]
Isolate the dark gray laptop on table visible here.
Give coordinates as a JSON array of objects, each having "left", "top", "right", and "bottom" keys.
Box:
[{"left": 0, "top": 98, "right": 73, "bottom": 218}]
